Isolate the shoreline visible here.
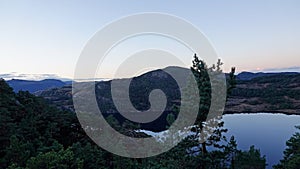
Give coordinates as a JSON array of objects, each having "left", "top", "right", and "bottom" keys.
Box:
[{"left": 223, "top": 110, "right": 300, "bottom": 116}]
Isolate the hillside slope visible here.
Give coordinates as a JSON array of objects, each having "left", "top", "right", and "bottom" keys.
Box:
[{"left": 225, "top": 74, "right": 300, "bottom": 114}]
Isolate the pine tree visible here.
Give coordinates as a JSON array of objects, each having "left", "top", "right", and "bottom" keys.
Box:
[{"left": 274, "top": 126, "right": 300, "bottom": 169}]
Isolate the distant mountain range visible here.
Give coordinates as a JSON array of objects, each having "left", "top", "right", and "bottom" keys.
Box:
[
  {"left": 7, "top": 79, "right": 72, "bottom": 93},
  {"left": 236, "top": 71, "right": 299, "bottom": 80},
  {"left": 5, "top": 68, "right": 299, "bottom": 93},
  {"left": 4, "top": 67, "right": 300, "bottom": 117}
]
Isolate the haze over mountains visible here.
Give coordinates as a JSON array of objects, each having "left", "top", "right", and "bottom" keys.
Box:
[{"left": 0, "top": 72, "right": 71, "bottom": 81}]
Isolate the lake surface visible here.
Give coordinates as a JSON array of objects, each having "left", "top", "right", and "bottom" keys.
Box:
[
  {"left": 223, "top": 113, "right": 300, "bottom": 169},
  {"left": 138, "top": 113, "right": 300, "bottom": 168}
]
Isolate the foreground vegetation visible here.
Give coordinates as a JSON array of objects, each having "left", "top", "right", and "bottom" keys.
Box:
[{"left": 273, "top": 126, "right": 300, "bottom": 169}]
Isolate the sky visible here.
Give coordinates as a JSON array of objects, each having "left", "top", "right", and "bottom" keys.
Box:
[{"left": 0, "top": 0, "right": 300, "bottom": 80}]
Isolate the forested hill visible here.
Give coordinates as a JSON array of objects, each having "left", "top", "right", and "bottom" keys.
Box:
[
  {"left": 0, "top": 79, "right": 149, "bottom": 168},
  {"left": 0, "top": 78, "right": 85, "bottom": 168},
  {"left": 38, "top": 67, "right": 183, "bottom": 132},
  {"left": 36, "top": 67, "right": 300, "bottom": 115},
  {"left": 225, "top": 73, "right": 300, "bottom": 114}
]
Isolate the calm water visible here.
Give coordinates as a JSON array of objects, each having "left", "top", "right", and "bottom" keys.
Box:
[{"left": 223, "top": 113, "right": 300, "bottom": 169}]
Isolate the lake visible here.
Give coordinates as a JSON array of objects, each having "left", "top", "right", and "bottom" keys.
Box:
[
  {"left": 138, "top": 113, "right": 300, "bottom": 168},
  {"left": 223, "top": 113, "right": 300, "bottom": 169}
]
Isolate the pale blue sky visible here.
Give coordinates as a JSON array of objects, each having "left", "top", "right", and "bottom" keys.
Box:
[{"left": 0, "top": 0, "right": 300, "bottom": 79}]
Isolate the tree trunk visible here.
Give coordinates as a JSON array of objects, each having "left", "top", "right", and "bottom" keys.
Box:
[{"left": 202, "top": 142, "right": 207, "bottom": 155}]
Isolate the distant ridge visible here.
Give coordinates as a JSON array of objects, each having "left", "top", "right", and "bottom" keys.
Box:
[
  {"left": 163, "top": 67, "right": 300, "bottom": 81},
  {"left": 236, "top": 71, "right": 299, "bottom": 80},
  {"left": 7, "top": 79, "right": 67, "bottom": 93}
]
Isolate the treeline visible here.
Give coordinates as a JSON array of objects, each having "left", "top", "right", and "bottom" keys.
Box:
[{"left": 232, "top": 74, "right": 300, "bottom": 99}]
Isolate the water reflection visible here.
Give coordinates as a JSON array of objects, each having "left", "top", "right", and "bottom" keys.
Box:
[{"left": 223, "top": 113, "right": 300, "bottom": 168}]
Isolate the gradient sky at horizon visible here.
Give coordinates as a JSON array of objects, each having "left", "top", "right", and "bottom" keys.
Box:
[{"left": 0, "top": 0, "right": 300, "bottom": 79}]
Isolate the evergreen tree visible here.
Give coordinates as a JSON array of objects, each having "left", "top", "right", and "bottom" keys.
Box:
[
  {"left": 233, "top": 146, "right": 267, "bottom": 169},
  {"left": 274, "top": 126, "right": 300, "bottom": 169},
  {"left": 190, "top": 54, "right": 235, "bottom": 157}
]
